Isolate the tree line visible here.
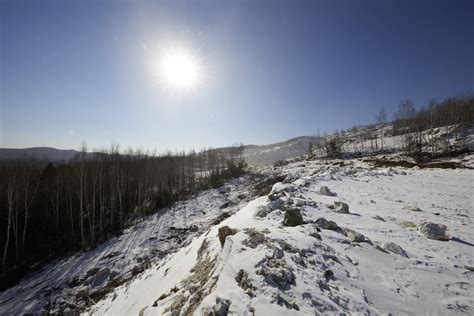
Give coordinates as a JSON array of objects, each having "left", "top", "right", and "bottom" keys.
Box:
[
  {"left": 0, "top": 144, "right": 246, "bottom": 287},
  {"left": 307, "top": 95, "right": 474, "bottom": 158}
]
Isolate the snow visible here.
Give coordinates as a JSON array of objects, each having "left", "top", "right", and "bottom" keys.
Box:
[
  {"left": 88, "top": 158, "right": 473, "bottom": 315},
  {"left": 1, "top": 154, "right": 473, "bottom": 315},
  {"left": 0, "top": 177, "right": 257, "bottom": 314}
]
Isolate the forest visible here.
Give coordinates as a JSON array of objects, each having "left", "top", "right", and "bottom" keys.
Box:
[{"left": 0, "top": 144, "right": 246, "bottom": 289}]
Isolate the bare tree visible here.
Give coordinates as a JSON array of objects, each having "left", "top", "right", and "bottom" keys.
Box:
[{"left": 376, "top": 108, "right": 387, "bottom": 150}]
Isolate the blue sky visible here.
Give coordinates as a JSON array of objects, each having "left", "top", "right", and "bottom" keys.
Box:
[{"left": 1, "top": 0, "right": 473, "bottom": 151}]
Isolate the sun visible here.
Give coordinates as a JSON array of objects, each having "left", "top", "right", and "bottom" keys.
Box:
[{"left": 157, "top": 48, "right": 202, "bottom": 92}]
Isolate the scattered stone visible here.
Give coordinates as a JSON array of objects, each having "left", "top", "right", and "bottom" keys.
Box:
[
  {"left": 273, "top": 293, "right": 300, "bottom": 310},
  {"left": 242, "top": 228, "right": 267, "bottom": 248},
  {"left": 370, "top": 200, "right": 376, "bottom": 204},
  {"left": 410, "top": 207, "right": 422, "bottom": 212},
  {"left": 315, "top": 217, "right": 339, "bottom": 231},
  {"left": 275, "top": 240, "right": 299, "bottom": 253},
  {"left": 420, "top": 222, "right": 448, "bottom": 240},
  {"left": 189, "top": 224, "right": 199, "bottom": 232},
  {"left": 218, "top": 226, "right": 236, "bottom": 247},
  {"left": 257, "top": 258, "right": 296, "bottom": 290},
  {"left": 268, "top": 193, "right": 279, "bottom": 201},
  {"left": 320, "top": 186, "right": 335, "bottom": 196},
  {"left": 131, "top": 265, "right": 144, "bottom": 276},
  {"left": 324, "top": 269, "right": 335, "bottom": 280},
  {"left": 384, "top": 242, "right": 409, "bottom": 258},
  {"left": 282, "top": 208, "right": 305, "bottom": 227},
  {"left": 219, "top": 201, "right": 234, "bottom": 209},
  {"left": 344, "top": 228, "right": 366, "bottom": 242},
  {"left": 211, "top": 212, "right": 231, "bottom": 225},
  {"left": 214, "top": 297, "right": 231, "bottom": 316},
  {"left": 334, "top": 201, "right": 349, "bottom": 214},
  {"left": 235, "top": 269, "right": 256, "bottom": 297},
  {"left": 372, "top": 215, "right": 385, "bottom": 222},
  {"left": 326, "top": 203, "right": 335, "bottom": 210},
  {"left": 269, "top": 199, "right": 286, "bottom": 211},
  {"left": 310, "top": 232, "right": 322, "bottom": 240}
]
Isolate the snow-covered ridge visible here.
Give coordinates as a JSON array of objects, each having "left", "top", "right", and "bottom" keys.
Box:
[{"left": 84, "top": 157, "right": 473, "bottom": 315}]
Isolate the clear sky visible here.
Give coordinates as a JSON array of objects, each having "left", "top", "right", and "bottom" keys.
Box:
[{"left": 1, "top": 0, "right": 473, "bottom": 151}]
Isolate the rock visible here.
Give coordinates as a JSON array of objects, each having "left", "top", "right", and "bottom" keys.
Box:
[
  {"left": 275, "top": 239, "right": 299, "bottom": 253},
  {"left": 282, "top": 208, "right": 304, "bottom": 227},
  {"left": 309, "top": 232, "right": 322, "bottom": 240},
  {"left": 372, "top": 215, "right": 385, "bottom": 221},
  {"left": 242, "top": 228, "right": 267, "bottom": 248},
  {"left": 218, "top": 226, "right": 236, "bottom": 247},
  {"left": 219, "top": 201, "right": 234, "bottom": 209},
  {"left": 189, "top": 224, "right": 199, "bottom": 232},
  {"left": 420, "top": 222, "right": 448, "bottom": 240},
  {"left": 131, "top": 265, "right": 144, "bottom": 276},
  {"left": 257, "top": 258, "right": 295, "bottom": 290},
  {"left": 211, "top": 212, "right": 231, "bottom": 225},
  {"left": 269, "top": 199, "right": 286, "bottom": 211},
  {"left": 410, "top": 207, "right": 422, "bottom": 212},
  {"left": 315, "top": 217, "right": 339, "bottom": 231},
  {"left": 344, "top": 228, "right": 365, "bottom": 242},
  {"left": 324, "top": 269, "right": 334, "bottom": 280},
  {"left": 204, "top": 297, "right": 231, "bottom": 316},
  {"left": 384, "top": 242, "right": 409, "bottom": 258},
  {"left": 319, "top": 186, "right": 335, "bottom": 196},
  {"left": 334, "top": 201, "right": 349, "bottom": 214},
  {"left": 273, "top": 293, "right": 300, "bottom": 310},
  {"left": 235, "top": 269, "right": 255, "bottom": 297}
]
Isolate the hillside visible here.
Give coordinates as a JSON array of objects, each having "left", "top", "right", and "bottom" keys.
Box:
[{"left": 0, "top": 147, "right": 473, "bottom": 314}]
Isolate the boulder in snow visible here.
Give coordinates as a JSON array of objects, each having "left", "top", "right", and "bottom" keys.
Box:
[
  {"left": 344, "top": 228, "right": 365, "bottom": 243},
  {"left": 218, "top": 226, "right": 236, "bottom": 247},
  {"left": 257, "top": 258, "right": 295, "bottom": 290},
  {"left": 384, "top": 242, "right": 409, "bottom": 258},
  {"left": 282, "top": 208, "right": 305, "bottom": 226},
  {"left": 205, "top": 297, "right": 232, "bottom": 316},
  {"left": 315, "top": 217, "right": 339, "bottom": 231},
  {"left": 320, "top": 186, "right": 336, "bottom": 196},
  {"left": 419, "top": 222, "right": 448, "bottom": 240},
  {"left": 334, "top": 201, "right": 349, "bottom": 214},
  {"left": 242, "top": 228, "right": 267, "bottom": 248}
]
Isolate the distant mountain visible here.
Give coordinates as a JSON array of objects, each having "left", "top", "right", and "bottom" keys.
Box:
[
  {"left": 0, "top": 136, "right": 318, "bottom": 165},
  {"left": 0, "top": 147, "right": 81, "bottom": 162},
  {"left": 242, "top": 136, "right": 317, "bottom": 166}
]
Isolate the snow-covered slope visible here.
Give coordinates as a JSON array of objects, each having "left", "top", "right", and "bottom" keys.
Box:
[
  {"left": 243, "top": 136, "right": 316, "bottom": 166},
  {"left": 0, "top": 177, "right": 258, "bottom": 314},
  {"left": 84, "top": 157, "right": 473, "bottom": 315}
]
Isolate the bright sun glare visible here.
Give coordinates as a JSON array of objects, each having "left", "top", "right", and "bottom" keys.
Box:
[{"left": 158, "top": 48, "right": 201, "bottom": 92}]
